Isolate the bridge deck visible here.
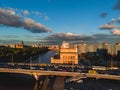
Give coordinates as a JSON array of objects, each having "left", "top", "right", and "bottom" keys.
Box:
[
  {"left": 86, "top": 73, "right": 120, "bottom": 80},
  {"left": 0, "top": 68, "right": 120, "bottom": 80},
  {"left": 0, "top": 68, "right": 81, "bottom": 77}
]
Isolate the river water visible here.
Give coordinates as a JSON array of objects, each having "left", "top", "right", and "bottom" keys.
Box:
[
  {"left": 32, "top": 51, "right": 56, "bottom": 64},
  {"left": 0, "top": 51, "right": 56, "bottom": 90}
]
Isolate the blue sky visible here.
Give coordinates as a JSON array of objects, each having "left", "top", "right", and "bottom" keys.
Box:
[{"left": 0, "top": 0, "right": 120, "bottom": 45}]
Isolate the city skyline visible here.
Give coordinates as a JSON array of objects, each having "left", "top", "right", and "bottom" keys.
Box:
[{"left": 0, "top": 0, "right": 120, "bottom": 45}]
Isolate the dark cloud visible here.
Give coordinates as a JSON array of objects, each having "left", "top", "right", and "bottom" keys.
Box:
[
  {"left": 93, "top": 34, "right": 111, "bottom": 39},
  {"left": 91, "top": 34, "right": 120, "bottom": 44},
  {"left": 37, "top": 32, "right": 96, "bottom": 45},
  {"left": 47, "top": 33, "right": 93, "bottom": 41},
  {"left": 1, "top": 33, "right": 119, "bottom": 45},
  {"left": 0, "top": 8, "right": 51, "bottom": 33},
  {"left": 100, "top": 12, "right": 108, "bottom": 18},
  {"left": 117, "top": 17, "right": 120, "bottom": 23},
  {"left": 113, "top": 0, "right": 120, "bottom": 10},
  {"left": 36, "top": 33, "right": 120, "bottom": 45}
]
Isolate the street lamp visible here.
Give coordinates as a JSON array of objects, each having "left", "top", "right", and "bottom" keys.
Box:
[
  {"left": 39, "top": 54, "right": 41, "bottom": 64},
  {"left": 72, "top": 61, "right": 74, "bottom": 72},
  {"left": 11, "top": 54, "right": 14, "bottom": 63},
  {"left": 30, "top": 56, "right": 32, "bottom": 69}
]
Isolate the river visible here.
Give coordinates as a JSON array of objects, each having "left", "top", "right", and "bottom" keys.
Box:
[{"left": 32, "top": 50, "right": 56, "bottom": 64}]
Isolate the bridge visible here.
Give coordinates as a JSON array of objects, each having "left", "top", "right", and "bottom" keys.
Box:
[
  {"left": 86, "top": 73, "right": 120, "bottom": 80},
  {"left": 0, "top": 68, "right": 85, "bottom": 80},
  {"left": 0, "top": 68, "right": 120, "bottom": 81}
]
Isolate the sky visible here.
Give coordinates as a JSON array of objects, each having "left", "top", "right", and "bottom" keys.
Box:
[{"left": 0, "top": 0, "right": 120, "bottom": 45}]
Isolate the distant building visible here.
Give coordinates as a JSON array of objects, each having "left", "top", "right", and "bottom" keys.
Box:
[
  {"left": 31, "top": 44, "right": 43, "bottom": 48},
  {"left": 9, "top": 44, "right": 24, "bottom": 48},
  {"left": 76, "top": 42, "right": 120, "bottom": 55},
  {"left": 51, "top": 41, "right": 78, "bottom": 64},
  {"left": 9, "top": 44, "right": 16, "bottom": 48},
  {"left": 9, "top": 41, "right": 24, "bottom": 48},
  {"left": 115, "top": 42, "right": 120, "bottom": 55},
  {"left": 77, "top": 43, "right": 87, "bottom": 54},
  {"left": 15, "top": 44, "right": 24, "bottom": 48},
  {"left": 48, "top": 45, "right": 60, "bottom": 51}
]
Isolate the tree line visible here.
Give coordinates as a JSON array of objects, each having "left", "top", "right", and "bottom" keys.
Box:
[
  {"left": 79, "top": 49, "right": 120, "bottom": 67},
  {"left": 0, "top": 46, "right": 49, "bottom": 63}
]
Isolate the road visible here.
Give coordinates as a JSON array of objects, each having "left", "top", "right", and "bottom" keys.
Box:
[
  {"left": 53, "top": 77, "right": 65, "bottom": 90},
  {"left": 65, "top": 78, "right": 120, "bottom": 90}
]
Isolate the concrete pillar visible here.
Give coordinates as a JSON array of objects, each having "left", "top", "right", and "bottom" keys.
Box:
[
  {"left": 33, "top": 74, "right": 39, "bottom": 80},
  {"left": 33, "top": 81, "right": 39, "bottom": 90}
]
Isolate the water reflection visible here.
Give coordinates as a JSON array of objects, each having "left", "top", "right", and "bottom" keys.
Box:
[{"left": 33, "top": 51, "right": 56, "bottom": 64}]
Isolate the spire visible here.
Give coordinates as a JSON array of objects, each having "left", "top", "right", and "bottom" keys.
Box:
[{"left": 21, "top": 40, "right": 24, "bottom": 45}]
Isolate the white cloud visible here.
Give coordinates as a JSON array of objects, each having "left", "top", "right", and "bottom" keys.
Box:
[
  {"left": 111, "top": 18, "right": 116, "bottom": 23},
  {"left": 99, "top": 23, "right": 118, "bottom": 29},
  {"left": 23, "top": 10, "right": 29, "bottom": 15},
  {"left": 66, "top": 32, "right": 73, "bottom": 36},
  {"left": 25, "top": 18, "right": 34, "bottom": 24},
  {"left": 117, "top": 17, "right": 120, "bottom": 22},
  {"left": 0, "top": 8, "right": 15, "bottom": 15},
  {"left": 111, "top": 29, "right": 120, "bottom": 35}
]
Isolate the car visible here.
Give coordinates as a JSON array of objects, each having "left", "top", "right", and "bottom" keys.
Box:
[{"left": 76, "top": 80, "right": 83, "bottom": 83}]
